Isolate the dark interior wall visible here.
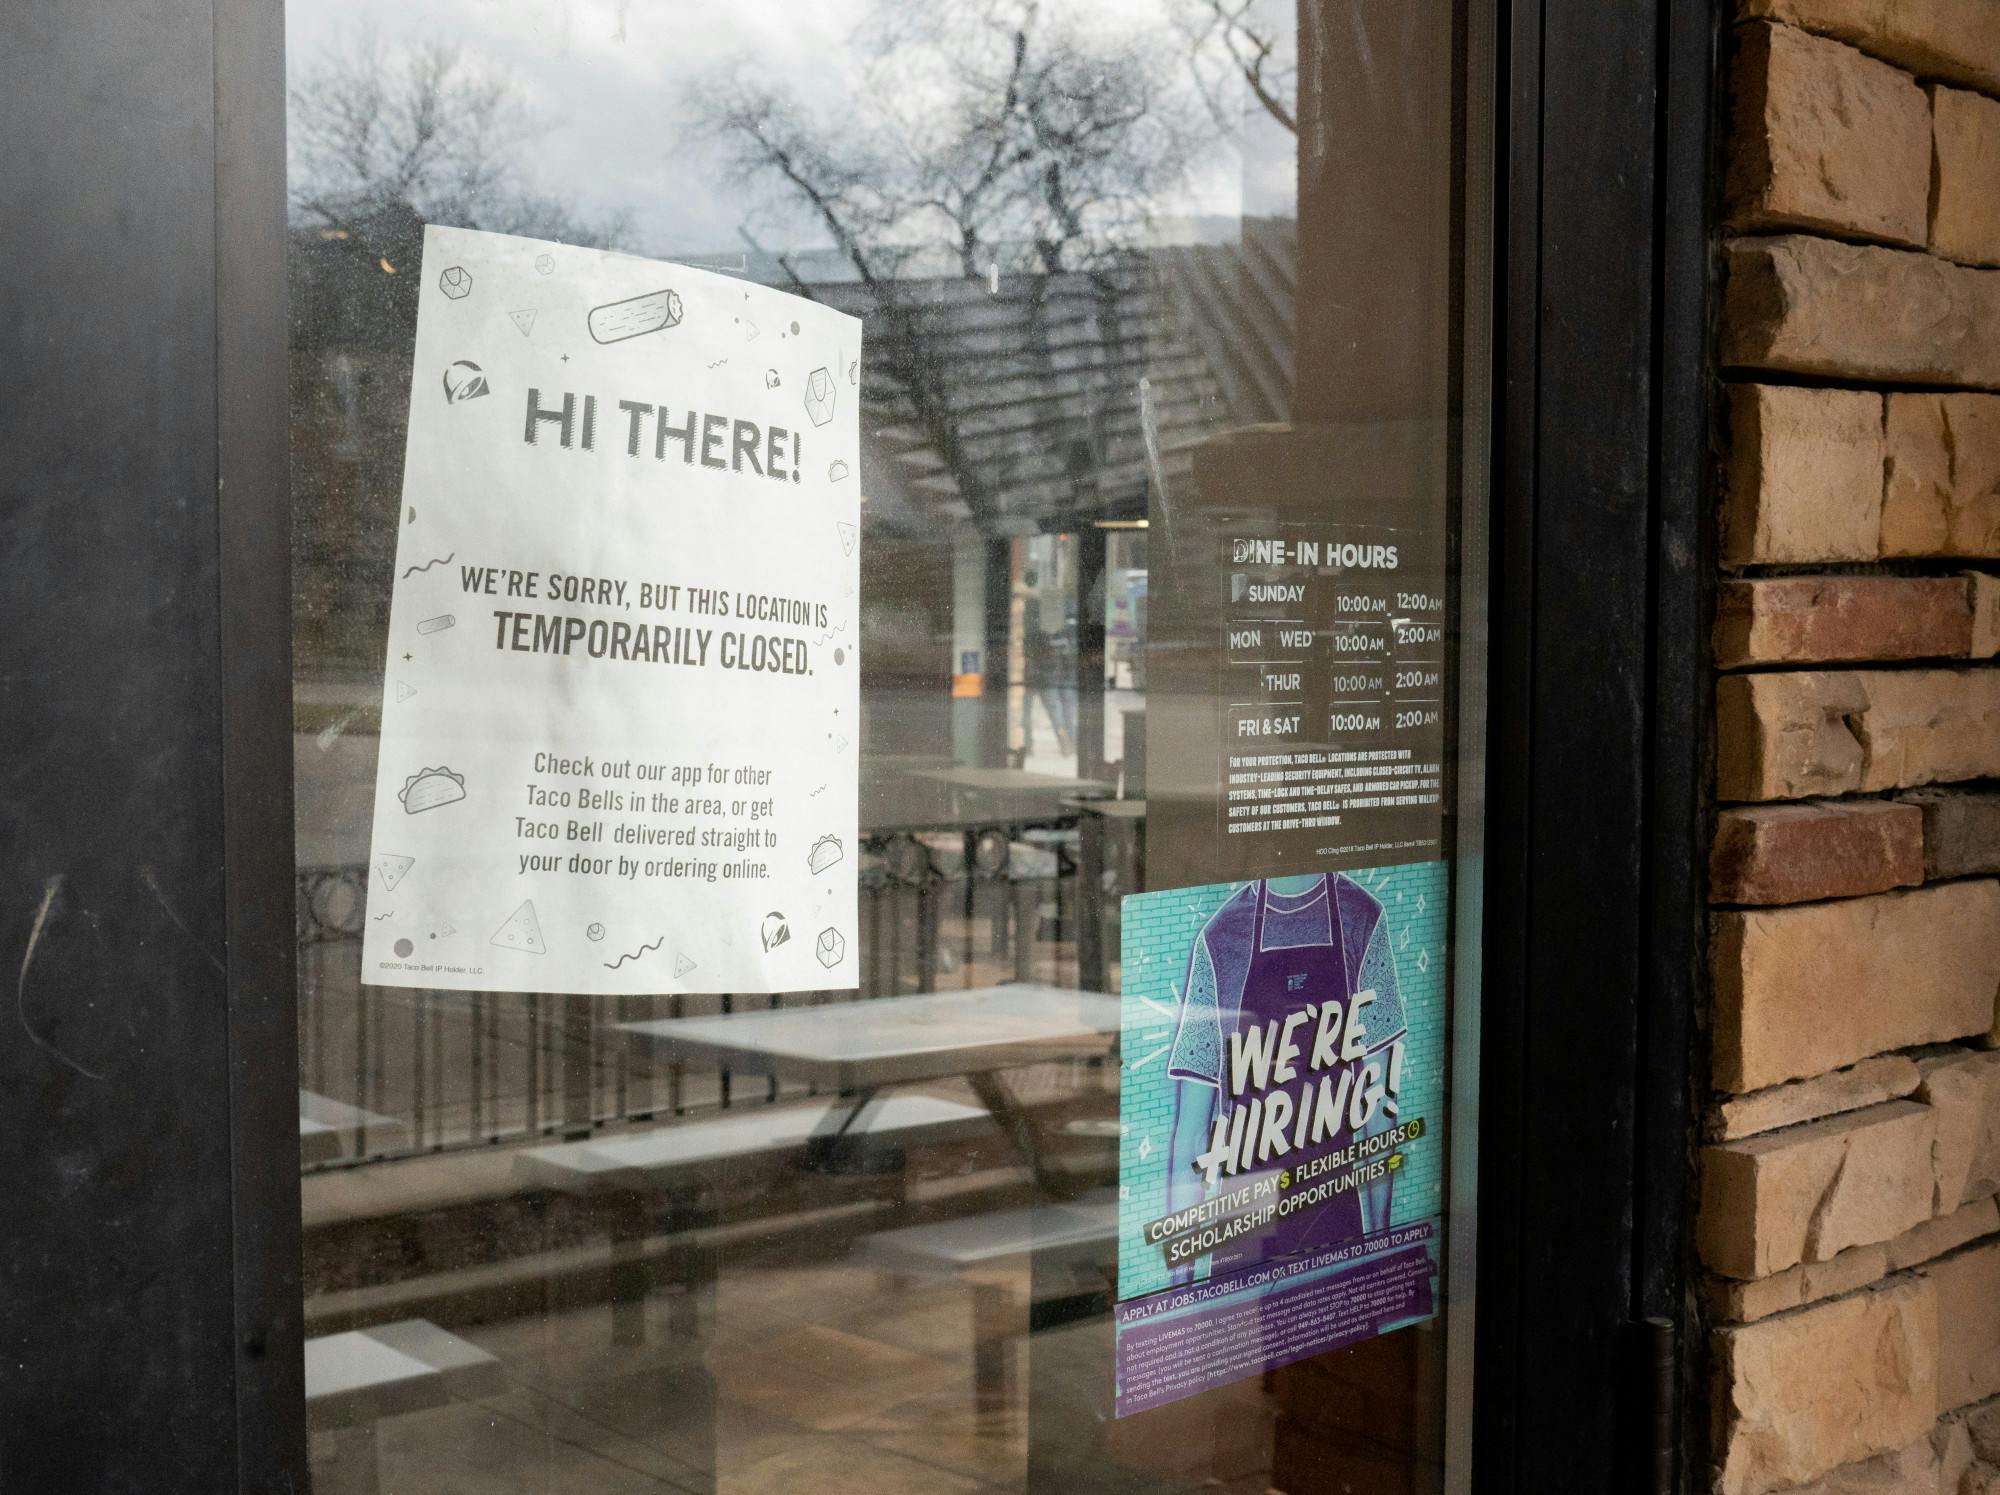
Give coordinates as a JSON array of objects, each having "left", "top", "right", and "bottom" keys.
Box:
[
  {"left": 0, "top": 2, "right": 300, "bottom": 1489},
  {"left": 1294, "top": 0, "right": 1456, "bottom": 425}
]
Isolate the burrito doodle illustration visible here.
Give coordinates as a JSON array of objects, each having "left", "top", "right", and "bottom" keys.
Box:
[{"left": 588, "top": 288, "right": 683, "bottom": 345}]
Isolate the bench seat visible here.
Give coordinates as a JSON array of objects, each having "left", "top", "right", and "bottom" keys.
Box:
[
  {"left": 860, "top": 1193, "right": 1117, "bottom": 1290},
  {"left": 300, "top": 1090, "right": 406, "bottom": 1165},
  {"left": 514, "top": 1094, "right": 990, "bottom": 1196},
  {"left": 304, "top": 1318, "right": 502, "bottom": 1430}
]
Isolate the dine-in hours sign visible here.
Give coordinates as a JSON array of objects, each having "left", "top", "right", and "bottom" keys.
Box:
[{"left": 361, "top": 226, "right": 861, "bottom": 997}]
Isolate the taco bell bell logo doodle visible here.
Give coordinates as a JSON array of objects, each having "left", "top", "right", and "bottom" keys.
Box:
[
  {"left": 760, "top": 912, "right": 791, "bottom": 952},
  {"left": 442, "top": 361, "right": 490, "bottom": 404}
]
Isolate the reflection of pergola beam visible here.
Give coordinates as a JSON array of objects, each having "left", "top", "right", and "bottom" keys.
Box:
[{"left": 826, "top": 233, "right": 1298, "bottom": 539}]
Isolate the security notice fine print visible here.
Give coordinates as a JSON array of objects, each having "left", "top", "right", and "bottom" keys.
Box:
[
  {"left": 361, "top": 226, "right": 862, "bottom": 997},
  {"left": 1114, "top": 863, "right": 1446, "bottom": 1417}
]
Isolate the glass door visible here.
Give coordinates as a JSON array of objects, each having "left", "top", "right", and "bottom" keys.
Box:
[{"left": 284, "top": 2, "right": 1490, "bottom": 1490}]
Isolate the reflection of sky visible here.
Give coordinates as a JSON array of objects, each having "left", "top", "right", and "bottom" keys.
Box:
[{"left": 287, "top": 0, "right": 1293, "bottom": 261}]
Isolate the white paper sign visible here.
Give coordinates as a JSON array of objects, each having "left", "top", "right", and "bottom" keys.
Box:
[{"left": 360, "top": 226, "right": 861, "bottom": 996}]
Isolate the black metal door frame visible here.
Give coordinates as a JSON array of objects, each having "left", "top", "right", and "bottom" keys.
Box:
[
  {"left": 0, "top": 0, "right": 303, "bottom": 1490},
  {"left": 1473, "top": 0, "right": 1715, "bottom": 1490},
  {"left": 0, "top": 0, "right": 1713, "bottom": 1490}
]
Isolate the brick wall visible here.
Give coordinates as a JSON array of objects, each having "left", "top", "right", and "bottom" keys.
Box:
[{"left": 1703, "top": 5, "right": 2000, "bottom": 1492}]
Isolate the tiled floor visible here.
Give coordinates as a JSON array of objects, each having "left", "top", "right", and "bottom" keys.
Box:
[
  {"left": 364, "top": 1257, "right": 1033, "bottom": 1494},
  {"left": 311, "top": 1157, "right": 1446, "bottom": 1495}
]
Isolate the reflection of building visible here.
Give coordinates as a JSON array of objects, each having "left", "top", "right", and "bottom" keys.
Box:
[
  {"left": 811, "top": 218, "right": 1297, "bottom": 539},
  {"left": 811, "top": 222, "right": 1298, "bottom": 789}
]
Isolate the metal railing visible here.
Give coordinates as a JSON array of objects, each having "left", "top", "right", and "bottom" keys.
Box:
[{"left": 296, "top": 816, "right": 1091, "bottom": 1169}]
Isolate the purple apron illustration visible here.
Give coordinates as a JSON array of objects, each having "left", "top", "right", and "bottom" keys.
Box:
[{"left": 1165, "top": 874, "right": 1407, "bottom": 1280}]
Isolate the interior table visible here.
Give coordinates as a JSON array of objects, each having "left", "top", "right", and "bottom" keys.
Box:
[
  {"left": 908, "top": 765, "right": 1114, "bottom": 822},
  {"left": 618, "top": 984, "right": 1121, "bottom": 1194}
]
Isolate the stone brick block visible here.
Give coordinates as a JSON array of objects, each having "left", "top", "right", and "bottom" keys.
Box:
[
  {"left": 1849, "top": 672, "right": 2000, "bottom": 789},
  {"left": 1974, "top": 574, "right": 2000, "bottom": 659},
  {"left": 1886, "top": 1196, "right": 2000, "bottom": 1273},
  {"left": 1709, "top": 1054, "right": 1923, "bottom": 1140},
  {"left": 1714, "top": 577, "right": 1974, "bottom": 667},
  {"left": 1967, "top": 1396, "right": 2000, "bottom": 1467},
  {"left": 1713, "top": 1277, "right": 1940, "bottom": 1495},
  {"left": 1707, "top": 1240, "right": 1891, "bottom": 1324},
  {"left": 1711, "top": 1198, "right": 2000, "bottom": 1325},
  {"left": 1907, "top": 790, "right": 2000, "bottom": 878},
  {"left": 1933, "top": 86, "right": 2000, "bottom": 267},
  {"left": 1927, "top": 1240, "right": 2000, "bottom": 1412},
  {"left": 1722, "top": 384, "right": 1885, "bottom": 565},
  {"left": 1711, "top": 800, "right": 1925, "bottom": 904},
  {"left": 1716, "top": 670, "right": 2000, "bottom": 801},
  {"left": 1741, "top": 0, "right": 2000, "bottom": 96},
  {"left": 1717, "top": 672, "right": 1869, "bottom": 800},
  {"left": 1712, "top": 881, "right": 2000, "bottom": 1091},
  {"left": 1727, "top": 22, "right": 1931, "bottom": 245},
  {"left": 1701, "top": 1100, "right": 1938, "bottom": 1278},
  {"left": 1884, "top": 394, "right": 2000, "bottom": 559},
  {"left": 1723, "top": 236, "right": 2000, "bottom": 389},
  {"left": 1919, "top": 1051, "right": 2000, "bottom": 1214},
  {"left": 1777, "top": 1424, "right": 1974, "bottom": 1495}
]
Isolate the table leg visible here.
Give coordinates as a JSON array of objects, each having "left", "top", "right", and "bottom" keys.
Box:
[
  {"left": 1012, "top": 879, "right": 1036, "bottom": 983},
  {"left": 610, "top": 1188, "right": 650, "bottom": 1347},
  {"left": 963, "top": 828, "right": 980, "bottom": 977},
  {"left": 664, "top": 1184, "right": 714, "bottom": 1342},
  {"left": 971, "top": 1279, "right": 1016, "bottom": 1421},
  {"left": 968, "top": 1069, "right": 1080, "bottom": 1199},
  {"left": 801, "top": 1087, "right": 904, "bottom": 1174},
  {"left": 561, "top": 992, "right": 594, "bottom": 1140},
  {"left": 1078, "top": 810, "right": 1106, "bottom": 992}
]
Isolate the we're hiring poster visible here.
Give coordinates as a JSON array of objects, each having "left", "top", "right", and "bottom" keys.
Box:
[
  {"left": 361, "top": 226, "right": 861, "bottom": 997},
  {"left": 1114, "top": 864, "right": 1446, "bottom": 1416}
]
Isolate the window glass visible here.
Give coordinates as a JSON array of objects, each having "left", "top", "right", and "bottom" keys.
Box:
[{"left": 287, "top": 3, "right": 1489, "bottom": 1490}]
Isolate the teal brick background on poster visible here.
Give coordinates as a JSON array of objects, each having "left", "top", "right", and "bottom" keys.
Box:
[{"left": 1116, "top": 862, "right": 1449, "bottom": 1301}]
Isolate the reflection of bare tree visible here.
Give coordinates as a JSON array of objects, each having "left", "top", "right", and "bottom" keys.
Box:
[
  {"left": 287, "top": 35, "right": 627, "bottom": 673},
  {"left": 690, "top": 0, "right": 1200, "bottom": 528},
  {"left": 1170, "top": 0, "right": 1298, "bottom": 135},
  {"left": 289, "top": 32, "right": 628, "bottom": 245},
  {"left": 696, "top": 1, "right": 1193, "bottom": 281}
]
